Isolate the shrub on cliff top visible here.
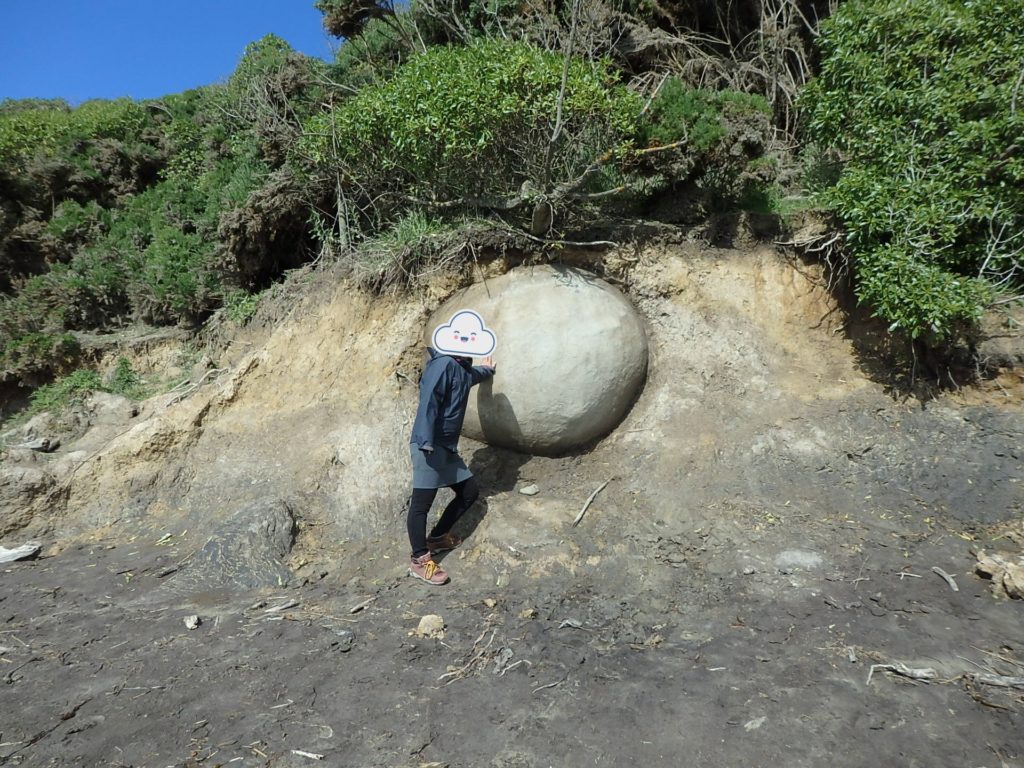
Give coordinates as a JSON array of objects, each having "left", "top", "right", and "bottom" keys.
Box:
[{"left": 805, "top": 0, "right": 1024, "bottom": 340}]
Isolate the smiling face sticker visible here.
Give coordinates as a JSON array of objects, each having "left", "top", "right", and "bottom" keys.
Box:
[{"left": 432, "top": 309, "right": 496, "bottom": 357}]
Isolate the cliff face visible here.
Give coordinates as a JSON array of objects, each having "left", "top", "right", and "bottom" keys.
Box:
[{"left": 2, "top": 243, "right": 1021, "bottom": 556}]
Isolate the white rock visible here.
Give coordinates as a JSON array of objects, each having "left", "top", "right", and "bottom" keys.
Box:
[
  {"left": 0, "top": 542, "right": 41, "bottom": 563},
  {"left": 413, "top": 614, "right": 445, "bottom": 639},
  {"left": 184, "top": 615, "right": 201, "bottom": 630},
  {"left": 427, "top": 265, "right": 648, "bottom": 455},
  {"left": 519, "top": 484, "right": 540, "bottom": 496},
  {"left": 774, "top": 549, "right": 823, "bottom": 571}
]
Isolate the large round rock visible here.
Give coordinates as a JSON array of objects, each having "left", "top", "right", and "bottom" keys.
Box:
[{"left": 427, "top": 265, "right": 648, "bottom": 455}]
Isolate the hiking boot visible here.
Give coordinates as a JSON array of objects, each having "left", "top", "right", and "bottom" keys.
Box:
[
  {"left": 426, "top": 531, "right": 462, "bottom": 555},
  {"left": 409, "top": 553, "right": 449, "bottom": 585}
]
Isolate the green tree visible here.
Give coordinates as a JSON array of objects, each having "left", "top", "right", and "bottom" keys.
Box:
[{"left": 805, "top": 0, "right": 1024, "bottom": 339}]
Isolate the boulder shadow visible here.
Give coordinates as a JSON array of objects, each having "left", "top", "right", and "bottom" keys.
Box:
[{"left": 448, "top": 385, "right": 531, "bottom": 546}]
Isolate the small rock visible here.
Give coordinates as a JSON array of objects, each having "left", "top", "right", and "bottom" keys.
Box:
[
  {"left": 0, "top": 542, "right": 41, "bottom": 564},
  {"left": 975, "top": 549, "right": 1024, "bottom": 599},
  {"left": 519, "top": 484, "right": 540, "bottom": 496},
  {"left": 774, "top": 549, "right": 823, "bottom": 571},
  {"left": 22, "top": 437, "right": 60, "bottom": 453},
  {"left": 742, "top": 566, "right": 756, "bottom": 575},
  {"left": 184, "top": 615, "right": 201, "bottom": 630},
  {"left": 744, "top": 716, "right": 767, "bottom": 731},
  {"left": 518, "top": 607, "right": 538, "bottom": 620},
  {"left": 413, "top": 614, "right": 445, "bottom": 639},
  {"left": 332, "top": 629, "right": 355, "bottom": 652},
  {"left": 483, "top": 598, "right": 497, "bottom": 608}
]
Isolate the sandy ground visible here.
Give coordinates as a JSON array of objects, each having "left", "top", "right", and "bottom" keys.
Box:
[{"left": 2, "top": 395, "right": 1022, "bottom": 768}]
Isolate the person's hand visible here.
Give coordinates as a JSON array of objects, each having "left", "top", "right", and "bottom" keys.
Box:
[{"left": 480, "top": 355, "right": 496, "bottom": 371}]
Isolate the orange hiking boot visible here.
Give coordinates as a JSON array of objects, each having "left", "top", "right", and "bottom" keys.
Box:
[
  {"left": 426, "top": 531, "right": 462, "bottom": 555},
  {"left": 409, "top": 553, "right": 449, "bottom": 585}
]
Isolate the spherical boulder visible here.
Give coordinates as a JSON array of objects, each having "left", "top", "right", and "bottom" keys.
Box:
[{"left": 426, "top": 265, "right": 648, "bottom": 455}]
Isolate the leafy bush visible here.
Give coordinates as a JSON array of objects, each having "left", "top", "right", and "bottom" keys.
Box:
[
  {"left": 28, "top": 368, "right": 102, "bottom": 414},
  {"left": 302, "top": 39, "right": 642, "bottom": 211},
  {"left": 804, "top": 0, "right": 1024, "bottom": 339},
  {"left": 1, "top": 332, "right": 81, "bottom": 386},
  {"left": 223, "top": 289, "right": 261, "bottom": 324},
  {"left": 636, "top": 78, "right": 774, "bottom": 207},
  {"left": 0, "top": 98, "right": 149, "bottom": 173},
  {"left": 106, "top": 356, "right": 145, "bottom": 398}
]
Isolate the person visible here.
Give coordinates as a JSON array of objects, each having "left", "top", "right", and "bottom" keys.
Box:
[{"left": 407, "top": 348, "right": 496, "bottom": 585}]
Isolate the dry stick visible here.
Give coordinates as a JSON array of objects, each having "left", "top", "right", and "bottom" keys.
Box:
[
  {"left": 533, "top": 677, "right": 565, "bottom": 694},
  {"left": 437, "top": 629, "right": 496, "bottom": 684},
  {"left": 349, "top": 597, "right": 376, "bottom": 614},
  {"left": 931, "top": 567, "right": 959, "bottom": 592},
  {"left": 970, "top": 673, "right": 1024, "bottom": 689},
  {"left": 866, "top": 663, "right": 937, "bottom": 685},
  {"left": 542, "top": 0, "right": 580, "bottom": 188},
  {"left": 572, "top": 480, "right": 610, "bottom": 528}
]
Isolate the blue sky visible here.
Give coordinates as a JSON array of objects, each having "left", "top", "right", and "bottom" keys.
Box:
[{"left": 0, "top": 1, "right": 337, "bottom": 104}]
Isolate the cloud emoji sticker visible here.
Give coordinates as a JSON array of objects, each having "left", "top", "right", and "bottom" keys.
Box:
[{"left": 432, "top": 309, "right": 496, "bottom": 357}]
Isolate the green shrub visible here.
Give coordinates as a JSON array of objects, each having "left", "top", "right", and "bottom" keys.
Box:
[
  {"left": 804, "top": 0, "right": 1024, "bottom": 339},
  {"left": 45, "top": 200, "right": 109, "bottom": 244},
  {"left": 106, "top": 356, "right": 144, "bottom": 398},
  {"left": 635, "top": 78, "right": 774, "bottom": 206},
  {"left": 302, "top": 39, "right": 641, "bottom": 207},
  {"left": 1, "top": 332, "right": 81, "bottom": 386},
  {"left": 28, "top": 368, "right": 102, "bottom": 414},
  {"left": 223, "top": 289, "right": 261, "bottom": 324},
  {"left": 641, "top": 80, "right": 769, "bottom": 152}
]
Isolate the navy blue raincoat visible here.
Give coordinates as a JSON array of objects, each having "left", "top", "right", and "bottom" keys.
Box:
[{"left": 410, "top": 348, "right": 494, "bottom": 453}]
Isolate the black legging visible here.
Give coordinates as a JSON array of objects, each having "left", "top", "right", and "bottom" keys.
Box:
[{"left": 407, "top": 477, "right": 480, "bottom": 557}]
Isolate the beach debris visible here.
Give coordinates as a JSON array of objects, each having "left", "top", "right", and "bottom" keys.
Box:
[
  {"left": 866, "top": 662, "right": 937, "bottom": 685},
  {"left": 558, "top": 618, "right": 583, "bottom": 630},
  {"left": 968, "top": 673, "right": 1024, "bottom": 689},
  {"left": 20, "top": 437, "right": 59, "bottom": 452},
  {"left": 931, "top": 566, "right": 959, "bottom": 592},
  {"left": 331, "top": 629, "right": 355, "bottom": 652},
  {"left": 413, "top": 614, "right": 445, "bottom": 639},
  {"left": 483, "top": 598, "right": 497, "bottom": 609},
  {"left": 0, "top": 542, "right": 41, "bottom": 564},
  {"left": 184, "top": 615, "right": 201, "bottom": 630},
  {"left": 974, "top": 550, "right": 1024, "bottom": 599},
  {"left": 264, "top": 599, "right": 300, "bottom": 613},
  {"left": 419, "top": 762, "right": 449, "bottom": 768},
  {"left": 438, "top": 629, "right": 497, "bottom": 684},
  {"left": 519, "top": 484, "right": 540, "bottom": 496},
  {"left": 519, "top": 607, "right": 538, "bottom": 619},
  {"left": 744, "top": 716, "right": 767, "bottom": 731},
  {"left": 492, "top": 647, "right": 514, "bottom": 674},
  {"left": 291, "top": 749, "right": 324, "bottom": 760},
  {"left": 532, "top": 677, "right": 565, "bottom": 694},
  {"left": 573, "top": 479, "right": 610, "bottom": 527},
  {"left": 349, "top": 597, "right": 375, "bottom": 614}
]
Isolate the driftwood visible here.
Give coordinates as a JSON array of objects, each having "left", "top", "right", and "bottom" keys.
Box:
[
  {"left": 969, "top": 673, "right": 1024, "bottom": 689},
  {"left": 573, "top": 480, "right": 610, "bottom": 527},
  {"left": 931, "top": 567, "right": 959, "bottom": 592},
  {"left": 866, "top": 663, "right": 937, "bottom": 685}
]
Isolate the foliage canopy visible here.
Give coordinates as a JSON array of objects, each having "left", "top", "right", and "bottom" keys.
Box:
[{"left": 805, "top": 0, "right": 1024, "bottom": 339}]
